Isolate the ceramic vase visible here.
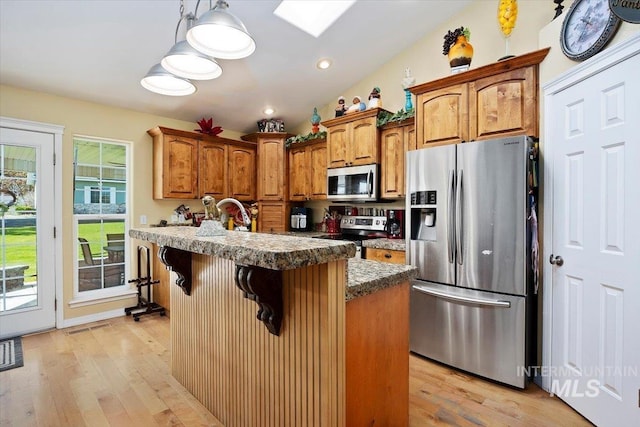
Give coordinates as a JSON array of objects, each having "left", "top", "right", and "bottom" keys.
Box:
[{"left": 448, "top": 35, "right": 474, "bottom": 67}]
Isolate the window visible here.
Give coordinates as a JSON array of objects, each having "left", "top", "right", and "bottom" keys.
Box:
[{"left": 73, "top": 137, "right": 129, "bottom": 295}]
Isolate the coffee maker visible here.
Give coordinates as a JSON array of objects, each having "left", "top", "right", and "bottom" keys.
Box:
[
  {"left": 386, "top": 209, "right": 405, "bottom": 239},
  {"left": 290, "top": 207, "right": 312, "bottom": 231}
]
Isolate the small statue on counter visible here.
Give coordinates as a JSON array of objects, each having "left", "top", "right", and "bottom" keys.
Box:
[
  {"left": 196, "top": 195, "right": 226, "bottom": 236},
  {"left": 346, "top": 96, "right": 366, "bottom": 114},
  {"left": 367, "top": 86, "right": 382, "bottom": 109},
  {"left": 335, "top": 96, "right": 347, "bottom": 117},
  {"left": 202, "top": 195, "right": 221, "bottom": 221},
  {"left": 310, "top": 107, "right": 321, "bottom": 133}
]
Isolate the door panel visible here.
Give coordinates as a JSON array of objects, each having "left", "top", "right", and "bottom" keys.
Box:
[
  {"left": 457, "top": 137, "right": 527, "bottom": 295},
  {"left": 406, "top": 145, "right": 455, "bottom": 285},
  {"left": 410, "top": 281, "right": 526, "bottom": 388},
  {"left": 549, "top": 46, "right": 640, "bottom": 427},
  {"left": 0, "top": 127, "right": 56, "bottom": 338}
]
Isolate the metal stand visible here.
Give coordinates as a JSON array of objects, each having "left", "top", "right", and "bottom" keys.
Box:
[{"left": 125, "top": 246, "right": 165, "bottom": 321}]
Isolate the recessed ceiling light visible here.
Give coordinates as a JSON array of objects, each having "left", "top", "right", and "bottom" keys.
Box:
[
  {"left": 263, "top": 107, "right": 275, "bottom": 116},
  {"left": 317, "top": 58, "right": 332, "bottom": 70},
  {"left": 273, "top": 0, "right": 356, "bottom": 38}
]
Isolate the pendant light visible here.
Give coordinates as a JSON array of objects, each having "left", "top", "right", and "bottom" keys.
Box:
[
  {"left": 161, "top": 9, "right": 222, "bottom": 80},
  {"left": 140, "top": 63, "right": 197, "bottom": 96},
  {"left": 141, "top": 0, "right": 222, "bottom": 96},
  {"left": 186, "top": 0, "right": 256, "bottom": 60}
]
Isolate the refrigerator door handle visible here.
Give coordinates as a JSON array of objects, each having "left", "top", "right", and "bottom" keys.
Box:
[
  {"left": 448, "top": 169, "right": 455, "bottom": 264},
  {"left": 455, "top": 169, "right": 463, "bottom": 265},
  {"left": 412, "top": 285, "right": 511, "bottom": 308}
]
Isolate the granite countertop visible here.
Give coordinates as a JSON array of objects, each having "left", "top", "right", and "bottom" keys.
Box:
[
  {"left": 362, "top": 238, "right": 406, "bottom": 251},
  {"left": 130, "top": 227, "right": 356, "bottom": 270},
  {"left": 346, "top": 258, "right": 417, "bottom": 301},
  {"left": 130, "top": 227, "right": 416, "bottom": 301}
]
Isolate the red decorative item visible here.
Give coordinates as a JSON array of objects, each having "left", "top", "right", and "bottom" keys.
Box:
[{"left": 195, "top": 117, "right": 223, "bottom": 136}]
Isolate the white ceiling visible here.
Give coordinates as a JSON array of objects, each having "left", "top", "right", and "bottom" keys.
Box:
[{"left": 0, "top": 0, "right": 471, "bottom": 134}]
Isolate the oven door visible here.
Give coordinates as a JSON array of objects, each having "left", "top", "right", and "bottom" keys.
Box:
[{"left": 327, "top": 164, "right": 378, "bottom": 201}]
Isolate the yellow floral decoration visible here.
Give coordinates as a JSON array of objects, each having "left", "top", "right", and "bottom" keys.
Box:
[{"left": 498, "top": 0, "right": 518, "bottom": 37}]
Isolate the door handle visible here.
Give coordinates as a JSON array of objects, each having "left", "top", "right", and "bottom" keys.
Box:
[
  {"left": 412, "top": 285, "right": 511, "bottom": 308},
  {"left": 448, "top": 169, "right": 455, "bottom": 264},
  {"left": 367, "top": 169, "right": 373, "bottom": 197},
  {"left": 455, "top": 169, "right": 463, "bottom": 265},
  {"left": 549, "top": 254, "right": 564, "bottom": 266}
]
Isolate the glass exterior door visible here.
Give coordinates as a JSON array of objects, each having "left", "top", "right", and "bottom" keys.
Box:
[{"left": 0, "top": 128, "right": 56, "bottom": 338}]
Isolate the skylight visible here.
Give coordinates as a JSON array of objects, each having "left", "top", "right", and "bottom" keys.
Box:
[{"left": 273, "top": 0, "right": 357, "bottom": 38}]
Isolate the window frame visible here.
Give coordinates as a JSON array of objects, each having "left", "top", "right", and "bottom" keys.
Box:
[{"left": 71, "top": 135, "right": 131, "bottom": 303}]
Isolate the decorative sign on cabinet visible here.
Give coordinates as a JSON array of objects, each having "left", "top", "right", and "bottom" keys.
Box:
[
  {"left": 409, "top": 48, "right": 549, "bottom": 148},
  {"left": 148, "top": 126, "right": 256, "bottom": 201}
]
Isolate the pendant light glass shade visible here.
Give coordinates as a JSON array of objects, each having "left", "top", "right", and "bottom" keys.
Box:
[
  {"left": 140, "top": 63, "right": 196, "bottom": 96},
  {"left": 186, "top": 1, "right": 256, "bottom": 59},
  {"left": 161, "top": 40, "right": 222, "bottom": 80}
]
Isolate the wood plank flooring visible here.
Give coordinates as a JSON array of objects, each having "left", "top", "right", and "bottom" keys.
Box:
[{"left": 0, "top": 316, "right": 591, "bottom": 427}]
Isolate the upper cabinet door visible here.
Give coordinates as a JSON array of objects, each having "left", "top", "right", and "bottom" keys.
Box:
[
  {"left": 199, "top": 140, "right": 228, "bottom": 199},
  {"left": 350, "top": 117, "right": 379, "bottom": 166},
  {"left": 469, "top": 66, "right": 537, "bottom": 140},
  {"left": 228, "top": 145, "right": 256, "bottom": 201},
  {"left": 288, "top": 146, "right": 308, "bottom": 201},
  {"left": 416, "top": 83, "right": 469, "bottom": 148},
  {"left": 308, "top": 142, "right": 327, "bottom": 200},
  {"left": 163, "top": 135, "right": 199, "bottom": 199},
  {"left": 327, "top": 124, "right": 348, "bottom": 168},
  {"left": 257, "top": 137, "right": 286, "bottom": 200}
]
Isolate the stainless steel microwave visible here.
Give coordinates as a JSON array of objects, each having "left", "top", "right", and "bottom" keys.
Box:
[{"left": 327, "top": 164, "right": 378, "bottom": 201}]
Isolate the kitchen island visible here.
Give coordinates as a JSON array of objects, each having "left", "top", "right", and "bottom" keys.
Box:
[{"left": 130, "top": 227, "right": 416, "bottom": 427}]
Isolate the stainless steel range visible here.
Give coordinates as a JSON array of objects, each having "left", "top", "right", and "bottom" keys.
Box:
[{"left": 314, "top": 215, "right": 388, "bottom": 258}]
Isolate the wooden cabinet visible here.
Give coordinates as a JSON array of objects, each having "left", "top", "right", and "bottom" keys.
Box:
[
  {"left": 470, "top": 66, "right": 538, "bottom": 140},
  {"left": 410, "top": 48, "right": 549, "bottom": 148},
  {"left": 148, "top": 126, "right": 257, "bottom": 201},
  {"left": 228, "top": 145, "right": 256, "bottom": 200},
  {"left": 365, "top": 247, "right": 406, "bottom": 264},
  {"left": 288, "top": 138, "right": 327, "bottom": 201},
  {"left": 242, "top": 132, "right": 293, "bottom": 232},
  {"left": 380, "top": 119, "right": 414, "bottom": 199},
  {"left": 150, "top": 130, "right": 199, "bottom": 198},
  {"left": 242, "top": 132, "right": 292, "bottom": 201},
  {"left": 416, "top": 83, "right": 468, "bottom": 147},
  {"left": 198, "top": 140, "right": 227, "bottom": 199},
  {"left": 257, "top": 201, "right": 291, "bottom": 233},
  {"left": 321, "top": 108, "right": 386, "bottom": 168}
]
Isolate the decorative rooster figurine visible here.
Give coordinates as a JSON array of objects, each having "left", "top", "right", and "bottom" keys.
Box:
[{"left": 195, "top": 117, "right": 223, "bottom": 136}]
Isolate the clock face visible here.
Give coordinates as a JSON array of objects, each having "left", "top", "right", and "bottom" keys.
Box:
[{"left": 560, "top": 0, "right": 621, "bottom": 61}]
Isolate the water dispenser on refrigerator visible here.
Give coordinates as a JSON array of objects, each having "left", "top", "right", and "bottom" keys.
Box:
[{"left": 410, "top": 190, "right": 437, "bottom": 242}]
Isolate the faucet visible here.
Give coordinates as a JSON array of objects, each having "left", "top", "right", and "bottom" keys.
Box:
[{"left": 216, "top": 198, "right": 252, "bottom": 230}]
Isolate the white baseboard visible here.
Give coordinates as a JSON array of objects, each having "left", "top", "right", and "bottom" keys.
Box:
[{"left": 57, "top": 308, "right": 125, "bottom": 329}]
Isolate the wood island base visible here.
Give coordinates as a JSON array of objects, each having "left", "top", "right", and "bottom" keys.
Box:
[{"left": 169, "top": 253, "right": 409, "bottom": 427}]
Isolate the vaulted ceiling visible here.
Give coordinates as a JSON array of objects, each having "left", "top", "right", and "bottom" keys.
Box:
[{"left": 0, "top": 0, "right": 471, "bottom": 133}]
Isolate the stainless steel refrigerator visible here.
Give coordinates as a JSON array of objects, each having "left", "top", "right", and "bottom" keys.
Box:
[{"left": 406, "top": 135, "right": 537, "bottom": 389}]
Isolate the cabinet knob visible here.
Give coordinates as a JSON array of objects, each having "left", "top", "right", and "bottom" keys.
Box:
[{"left": 384, "top": 253, "right": 392, "bottom": 259}]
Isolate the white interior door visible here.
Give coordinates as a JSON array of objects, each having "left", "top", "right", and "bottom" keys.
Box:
[
  {"left": 545, "top": 37, "right": 639, "bottom": 426},
  {"left": 0, "top": 123, "right": 58, "bottom": 338}
]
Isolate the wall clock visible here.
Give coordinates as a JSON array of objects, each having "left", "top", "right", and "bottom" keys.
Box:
[{"left": 560, "top": 0, "right": 621, "bottom": 61}]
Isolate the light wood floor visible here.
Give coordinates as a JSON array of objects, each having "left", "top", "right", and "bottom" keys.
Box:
[{"left": 1, "top": 316, "right": 592, "bottom": 427}]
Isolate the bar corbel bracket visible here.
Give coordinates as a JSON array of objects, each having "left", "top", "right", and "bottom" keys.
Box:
[
  {"left": 234, "top": 265, "right": 283, "bottom": 336},
  {"left": 158, "top": 246, "right": 192, "bottom": 295}
]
